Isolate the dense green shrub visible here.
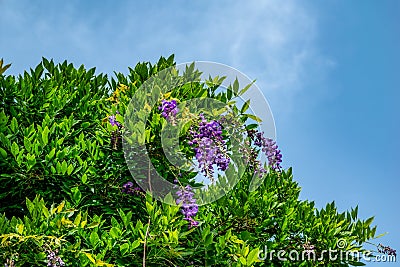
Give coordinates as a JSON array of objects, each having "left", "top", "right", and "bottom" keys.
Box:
[{"left": 0, "top": 56, "right": 387, "bottom": 266}]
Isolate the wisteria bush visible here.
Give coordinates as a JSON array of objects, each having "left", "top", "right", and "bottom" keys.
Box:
[{"left": 0, "top": 57, "right": 394, "bottom": 266}]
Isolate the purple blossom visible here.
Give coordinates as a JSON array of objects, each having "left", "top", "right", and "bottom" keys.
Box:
[
  {"left": 108, "top": 115, "right": 121, "bottom": 127},
  {"left": 188, "top": 114, "right": 230, "bottom": 180},
  {"left": 45, "top": 249, "right": 65, "bottom": 267},
  {"left": 248, "top": 129, "right": 282, "bottom": 171},
  {"left": 122, "top": 181, "right": 144, "bottom": 196},
  {"left": 158, "top": 99, "right": 179, "bottom": 123},
  {"left": 108, "top": 111, "right": 122, "bottom": 149},
  {"left": 378, "top": 243, "right": 397, "bottom": 256},
  {"left": 239, "top": 142, "right": 267, "bottom": 177},
  {"left": 254, "top": 161, "right": 268, "bottom": 176},
  {"left": 176, "top": 185, "right": 199, "bottom": 228}
]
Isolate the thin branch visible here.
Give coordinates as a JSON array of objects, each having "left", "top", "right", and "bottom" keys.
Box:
[{"left": 143, "top": 217, "right": 151, "bottom": 267}]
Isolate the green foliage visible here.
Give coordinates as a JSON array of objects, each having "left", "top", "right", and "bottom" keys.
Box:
[
  {"left": 0, "top": 56, "right": 381, "bottom": 266},
  {"left": 0, "top": 58, "right": 148, "bottom": 218},
  {"left": 0, "top": 59, "right": 11, "bottom": 75}
]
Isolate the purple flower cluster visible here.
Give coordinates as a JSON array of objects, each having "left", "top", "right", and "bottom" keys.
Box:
[
  {"left": 108, "top": 111, "right": 121, "bottom": 127},
  {"left": 45, "top": 249, "right": 65, "bottom": 267},
  {"left": 378, "top": 243, "right": 397, "bottom": 256},
  {"left": 188, "top": 115, "right": 230, "bottom": 180},
  {"left": 122, "top": 181, "right": 144, "bottom": 196},
  {"left": 158, "top": 99, "right": 178, "bottom": 124},
  {"left": 108, "top": 111, "right": 122, "bottom": 149},
  {"left": 247, "top": 129, "right": 282, "bottom": 171},
  {"left": 239, "top": 139, "right": 267, "bottom": 177},
  {"left": 176, "top": 185, "right": 199, "bottom": 228},
  {"left": 108, "top": 115, "right": 120, "bottom": 127}
]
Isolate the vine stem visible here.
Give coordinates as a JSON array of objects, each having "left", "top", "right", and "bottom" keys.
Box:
[
  {"left": 143, "top": 217, "right": 151, "bottom": 267},
  {"left": 143, "top": 158, "right": 151, "bottom": 267}
]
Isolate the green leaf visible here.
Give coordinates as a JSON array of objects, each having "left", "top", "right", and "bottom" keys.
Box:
[
  {"left": 245, "top": 114, "right": 262, "bottom": 122},
  {"left": 115, "top": 114, "right": 124, "bottom": 125},
  {"left": 71, "top": 187, "right": 82, "bottom": 205},
  {"left": 16, "top": 224, "right": 24, "bottom": 234},
  {"left": 242, "top": 246, "right": 249, "bottom": 257},
  {"left": 89, "top": 231, "right": 100, "bottom": 246},
  {"left": 81, "top": 122, "right": 90, "bottom": 128},
  {"left": 81, "top": 173, "right": 88, "bottom": 184},
  {"left": 110, "top": 227, "right": 121, "bottom": 239},
  {"left": 16, "top": 152, "right": 24, "bottom": 166},
  {"left": 56, "top": 161, "right": 62, "bottom": 174},
  {"left": 146, "top": 202, "right": 154, "bottom": 215},
  {"left": 232, "top": 78, "right": 239, "bottom": 95},
  {"left": 10, "top": 117, "right": 18, "bottom": 133},
  {"left": 0, "top": 59, "right": 11, "bottom": 75},
  {"left": 118, "top": 209, "right": 127, "bottom": 226},
  {"left": 202, "top": 226, "right": 210, "bottom": 240},
  {"left": 240, "top": 231, "right": 256, "bottom": 242},
  {"left": 111, "top": 216, "right": 120, "bottom": 228},
  {"left": 42, "top": 204, "right": 50, "bottom": 218},
  {"left": 61, "top": 160, "right": 68, "bottom": 175},
  {"left": 204, "top": 234, "right": 213, "bottom": 246},
  {"left": 0, "top": 111, "right": 8, "bottom": 128},
  {"left": 26, "top": 198, "right": 34, "bottom": 214},
  {"left": 247, "top": 248, "right": 260, "bottom": 265},
  {"left": 79, "top": 132, "right": 84, "bottom": 142},
  {"left": 74, "top": 212, "right": 82, "bottom": 226},
  {"left": 26, "top": 153, "right": 36, "bottom": 170},
  {"left": 0, "top": 147, "right": 7, "bottom": 158},
  {"left": 47, "top": 148, "right": 56, "bottom": 160},
  {"left": 227, "top": 86, "right": 232, "bottom": 100},
  {"left": 120, "top": 243, "right": 129, "bottom": 256},
  {"left": 351, "top": 206, "right": 358, "bottom": 220},
  {"left": 67, "top": 163, "right": 74, "bottom": 175},
  {"left": 11, "top": 142, "right": 19, "bottom": 158},
  {"left": 364, "top": 216, "right": 374, "bottom": 227},
  {"left": 241, "top": 99, "right": 250, "bottom": 113},
  {"left": 81, "top": 217, "right": 88, "bottom": 228},
  {"left": 238, "top": 80, "right": 255, "bottom": 96},
  {"left": 23, "top": 137, "right": 32, "bottom": 152},
  {"left": 83, "top": 252, "right": 96, "bottom": 264},
  {"left": 373, "top": 232, "right": 387, "bottom": 239},
  {"left": 42, "top": 126, "right": 49, "bottom": 146},
  {"left": 130, "top": 239, "right": 141, "bottom": 251},
  {"left": 86, "top": 222, "right": 99, "bottom": 229},
  {"left": 245, "top": 124, "right": 258, "bottom": 131}
]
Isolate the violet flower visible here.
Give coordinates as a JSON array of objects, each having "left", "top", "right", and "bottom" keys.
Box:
[
  {"left": 176, "top": 185, "right": 199, "bottom": 228},
  {"left": 188, "top": 114, "right": 230, "bottom": 180},
  {"left": 159, "top": 99, "right": 179, "bottom": 124},
  {"left": 122, "top": 181, "right": 144, "bottom": 196}
]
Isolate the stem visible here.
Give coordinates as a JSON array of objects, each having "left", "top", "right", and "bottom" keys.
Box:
[
  {"left": 143, "top": 157, "right": 152, "bottom": 267},
  {"left": 143, "top": 217, "right": 151, "bottom": 267}
]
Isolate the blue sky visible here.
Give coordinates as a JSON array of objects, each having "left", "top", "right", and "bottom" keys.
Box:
[{"left": 1, "top": 0, "right": 398, "bottom": 265}]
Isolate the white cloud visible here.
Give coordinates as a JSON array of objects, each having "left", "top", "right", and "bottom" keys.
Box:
[
  {"left": 183, "top": 0, "right": 333, "bottom": 115},
  {"left": 1, "top": 0, "right": 333, "bottom": 116},
  {"left": 116, "top": 0, "right": 333, "bottom": 116}
]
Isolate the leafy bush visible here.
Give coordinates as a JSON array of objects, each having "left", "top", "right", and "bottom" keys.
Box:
[{"left": 0, "top": 56, "right": 390, "bottom": 266}]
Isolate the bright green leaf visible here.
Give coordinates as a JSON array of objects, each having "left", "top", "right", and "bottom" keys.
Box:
[{"left": 120, "top": 243, "right": 129, "bottom": 256}]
